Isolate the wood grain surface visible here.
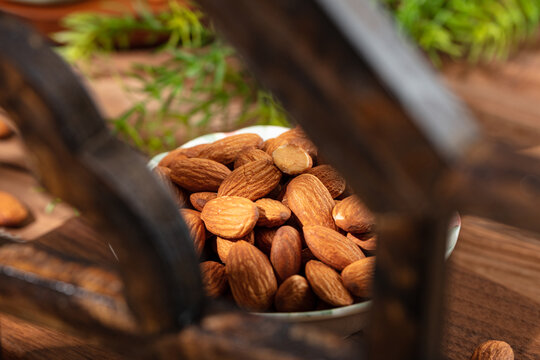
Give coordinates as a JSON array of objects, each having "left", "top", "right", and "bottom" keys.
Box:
[{"left": 1, "top": 46, "right": 540, "bottom": 358}]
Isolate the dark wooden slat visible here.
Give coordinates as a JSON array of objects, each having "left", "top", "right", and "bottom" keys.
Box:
[{"left": 0, "top": 12, "right": 204, "bottom": 334}]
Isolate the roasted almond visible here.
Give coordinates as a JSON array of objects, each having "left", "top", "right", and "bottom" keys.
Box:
[
  {"left": 153, "top": 166, "right": 188, "bottom": 207},
  {"left": 305, "top": 165, "right": 346, "bottom": 199},
  {"left": 190, "top": 192, "right": 217, "bottom": 211},
  {"left": 333, "top": 196, "right": 375, "bottom": 234},
  {"left": 198, "top": 133, "right": 263, "bottom": 164},
  {"left": 169, "top": 158, "right": 231, "bottom": 192},
  {"left": 215, "top": 232, "right": 255, "bottom": 263},
  {"left": 272, "top": 144, "right": 313, "bottom": 175},
  {"left": 347, "top": 233, "right": 377, "bottom": 255},
  {"left": 201, "top": 196, "right": 259, "bottom": 239},
  {"left": 305, "top": 260, "right": 352, "bottom": 307},
  {"left": 218, "top": 160, "right": 282, "bottom": 201},
  {"left": 264, "top": 127, "right": 317, "bottom": 158},
  {"left": 226, "top": 241, "right": 277, "bottom": 311},
  {"left": 254, "top": 227, "right": 278, "bottom": 255},
  {"left": 234, "top": 148, "right": 273, "bottom": 168},
  {"left": 283, "top": 174, "right": 336, "bottom": 230},
  {"left": 180, "top": 209, "right": 206, "bottom": 256},
  {"left": 158, "top": 148, "right": 188, "bottom": 168},
  {"left": 274, "top": 275, "right": 316, "bottom": 312},
  {"left": 470, "top": 340, "right": 514, "bottom": 360},
  {"left": 0, "top": 191, "right": 29, "bottom": 227},
  {"left": 270, "top": 226, "right": 302, "bottom": 282},
  {"left": 304, "top": 225, "right": 365, "bottom": 271},
  {"left": 200, "top": 261, "right": 228, "bottom": 298},
  {"left": 255, "top": 198, "right": 291, "bottom": 227},
  {"left": 341, "top": 257, "right": 376, "bottom": 298}
]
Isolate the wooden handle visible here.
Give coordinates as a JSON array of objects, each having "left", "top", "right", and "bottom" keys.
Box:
[{"left": 0, "top": 12, "right": 203, "bottom": 334}]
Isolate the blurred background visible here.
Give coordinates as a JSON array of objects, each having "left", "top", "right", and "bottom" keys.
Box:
[{"left": 3, "top": 0, "right": 540, "bottom": 157}]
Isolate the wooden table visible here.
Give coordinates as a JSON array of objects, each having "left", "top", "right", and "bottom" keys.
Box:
[{"left": 1, "top": 50, "right": 540, "bottom": 359}]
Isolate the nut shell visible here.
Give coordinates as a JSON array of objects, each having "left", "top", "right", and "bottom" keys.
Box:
[{"left": 470, "top": 340, "right": 514, "bottom": 360}]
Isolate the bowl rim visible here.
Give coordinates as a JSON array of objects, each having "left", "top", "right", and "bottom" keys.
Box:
[{"left": 149, "top": 125, "right": 461, "bottom": 321}]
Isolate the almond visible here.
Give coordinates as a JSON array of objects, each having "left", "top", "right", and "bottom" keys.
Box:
[
  {"left": 234, "top": 148, "right": 273, "bottom": 168},
  {"left": 272, "top": 144, "right": 313, "bottom": 175},
  {"left": 153, "top": 166, "right": 188, "bottom": 207},
  {"left": 255, "top": 198, "right": 291, "bottom": 227},
  {"left": 215, "top": 232, "right": 255, "bottom": 263},
  {"left": 304, "top": 225, "right": 365, "bottom": 271},
  {"left": 333, "top": 196, "right": 375, "bottom": 233},
  {"left": 254, "top": 227, "right": 278, "bottom": 255},
  {"left": 341, "top": 257, "right": 376, "bottom": 298},
  {"left": 270, "top": 226, "right": 302, "bottom": 282},
  {"left": 283, "top": 174, "right": 336, "bottom": 230},
  {"left": 226, "top": 241, "right": 277, "bottom": 311},
  {"left": 201, "top": 196, "right": 259, "bottom": 239},
  {"left": 274, "top": 275, "right": 316, "bottom": 312},
  {"left": 0, "top": 191, "right": 29, "bottom": 227},
  {"left": 470, "top": 340, "right": 514, "bottom": 360},
  {"left": 169, "top": 158, "right": 231, "bottom": 192},
  {"left": 218, "top": 160, "right": 282, "bottom": 201},
  {"left": 200, "top": 261, "right": 228, "bottom": 298},
  {"left": 158, "top": 148, "right": 188, "bottom": 168},
  {"left": 347, "top": 233, "right": 377, "bottom": 255},
  {"left": 305, "top": 260, "right": 352, "bottom": 307},
  {"left": 0, "top": 120, "right": 12, "bottom": 139},
  {"left": 178, "top": 143, "right": 211, "bottom": 158},
  {"left": 180, "top": 209, "right": 206, "bottom": 256},
  {"left": 190, "top": 192, "right": 217, "bottom": 211},
  {"left": 264, "top": 127, "right": 317, "bottom": 158},
  {"left": 198, "top": 133, "right": 263, "bottom": 164},
  {"left": 305, "top": 165, "right": 346, "bottom": 199}
]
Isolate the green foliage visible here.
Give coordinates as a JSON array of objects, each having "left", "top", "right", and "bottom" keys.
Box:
[
  {"left": 55, "top": 0, "right": 540, "bottom": 154},
  {"left": 383, "top": 0, "right": 540, "bottom": 64}
]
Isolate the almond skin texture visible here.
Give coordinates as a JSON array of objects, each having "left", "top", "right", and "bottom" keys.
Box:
[
  {"left": 301, "top": 247, "right": 317, "bottom": 267},
  {"left": 169, "top": 158, "right": 231, "bottom": 192},
  {"left": 270, "top": 226, "right": 302, "bottom": 282},
  {"left": 304, "top": 225, "right": 365, "bottom": 271},
  {"left": 272, "top": 144, "right": 313, "bottom": 175},
  {"left": 470, "top": 340, "right": 514, "bottom": 360},
  {"left": 153, "top": 166, "right": 187, "bottom": 207},
  {"left": 190, "top": 192, "right": 217, "bottom": 212},
  {"left": 255, "top": 198, "right": 291, "bottom": 227},
  {"left": 254, "top": 227, "right": 278, "bottom": 255},
  {"left": 201, "top": 196, "right": 259, "bottom": 239},
  {"left": 333, "top": 195, "right": 375, "bottom": 234},
  {"left": 234, "top": 148, "right": 273, "bottom": 168},
  {"left": 218, "top": 160, "right": 282, "bottom": 201},
  {"left": 274, "top": 275, "right": 316, "bottom": 312},
  {"left": 198, "top": 133, "right": 263, "bottom": 164},
  {"left": 305, "top": 260, "right": 353, "bottom": 307},
  {"left": 215, "top": 232, "right": 255, "bottom": 263},
  {"left": 180, "top": 209, "right": 206, "bottom": 256},
  {"left": 226, "top": 241, "right": 277, "bottom": 311},
  {"left": 342, "top": 257, "right": 376, "bottom": 298},
  {"left": 0, "top": 192, "right": 29, "bottom": 227},
  {"left": 306, "top": 165, "right": 346, "bottom": 199},
  {"left": 347, "top": 233, "right": 377, "bottom": 255},
  {"left": 283, "top": 174, "right": 336, "bottom": 230},
  {"left": 200, "top": 261, "right": 228, "bottom": 298},
  {"left": 158, "top": 148, "right": 188, "bottom": 168}
]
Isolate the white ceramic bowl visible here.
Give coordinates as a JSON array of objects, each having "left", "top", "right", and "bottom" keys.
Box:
[{"left": 150, "top": 125, "right": 461, "bottom": 337}]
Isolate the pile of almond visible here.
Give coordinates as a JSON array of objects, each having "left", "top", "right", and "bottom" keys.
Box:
[{"left": 155, "top": 127, "right": 376, "bottom": 312}]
